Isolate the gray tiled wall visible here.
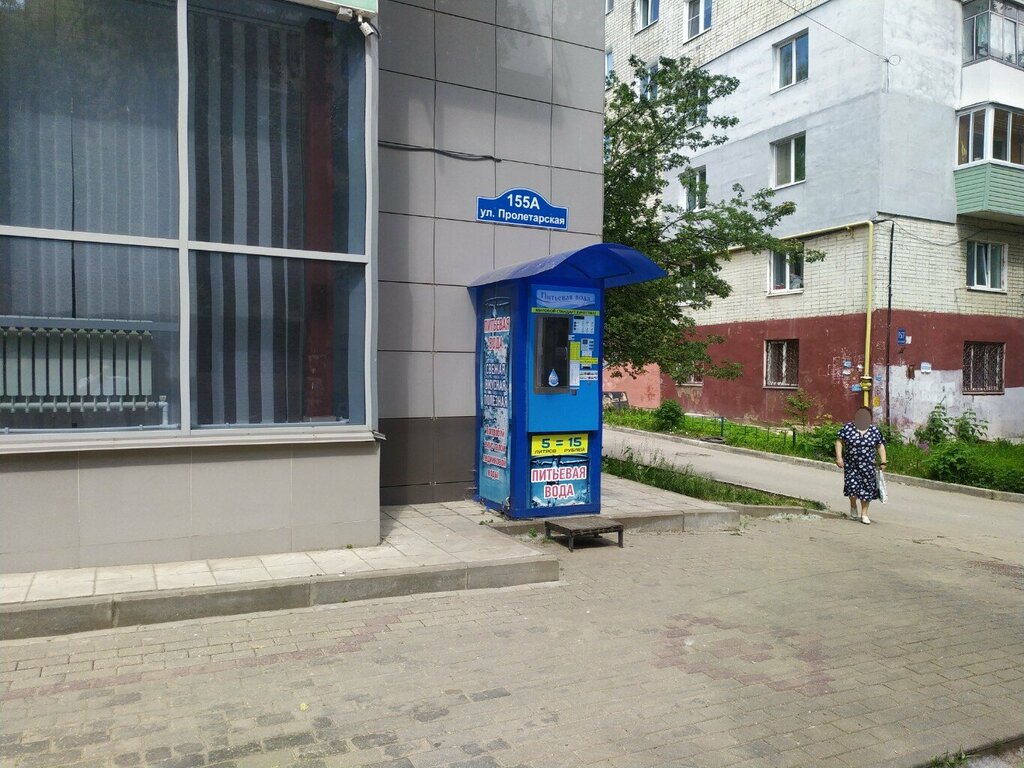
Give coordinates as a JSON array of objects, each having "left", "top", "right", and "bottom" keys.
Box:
[{"left": 377, "top": 0, "right": 605, "bottom": 504}]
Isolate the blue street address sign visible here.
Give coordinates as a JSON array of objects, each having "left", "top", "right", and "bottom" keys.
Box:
[
  {"left": 896, "top": 328, "right": 907, "bottom": 346},
  {"left": 477, "top": 188, "right": 569, "bottom": 231}
]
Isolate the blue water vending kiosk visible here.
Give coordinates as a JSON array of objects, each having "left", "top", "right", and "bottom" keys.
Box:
[{"left": 468, "top": 243, "right": 666, "bottom": 519}]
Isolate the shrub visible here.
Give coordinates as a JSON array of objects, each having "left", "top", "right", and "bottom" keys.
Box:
[
  {"left": 652, "top": 400, "right": 685, "bottom": 432},
  {"left": 952, "top": 409, "right": 988, "bottom": 443},
  {"left": 925, "top": 442, "right": 975, "bottom": 485},
  {"left": 805, "top": 420, "right": 842, "bottom": 461},
  {"left": 915, "top": 404, "right": 952, "bottom": 446},
  {"left": 784, "top": 389, "right": 819, "bottom": 426}
]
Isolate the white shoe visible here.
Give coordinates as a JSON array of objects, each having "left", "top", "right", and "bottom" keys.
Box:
[{"left": 860, "top": 516, "right": 871, "bottom": 525}]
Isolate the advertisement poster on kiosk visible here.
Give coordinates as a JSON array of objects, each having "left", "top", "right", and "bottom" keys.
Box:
[
  {"left": 529, "top": 433, "right": 590, "bottom": 508},
  {"left": 478, "top": 295, "right": 511, "bottom": 505}
]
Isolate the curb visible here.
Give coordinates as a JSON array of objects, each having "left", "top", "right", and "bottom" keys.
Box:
[
  {"left": 487, "top": 508, "right": 740, "bottom": 537},
  {"left": 605, "top": 426, "right": 1024, "bottom": 504},
  {"left": 911, "top": 733, "right": 1024, "bottom": 768},
  {"left": 0, "top": 555, "right": 560, "bottom": 641}
]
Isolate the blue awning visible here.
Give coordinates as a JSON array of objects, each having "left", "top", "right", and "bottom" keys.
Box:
[{"left": 468, "top": 242, "right": 667, "bottom": 289}]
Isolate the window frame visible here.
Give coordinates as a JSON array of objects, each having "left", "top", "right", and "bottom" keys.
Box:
[
  {"left": 963, "top": 0, "right": 1024, "bottom": 70},
  {"left": 772, "top": 133, "right": 807, "bottom": 188},
  {"left": 0, "top": 0, "right": 379, "bottom": 454},
  {"left": 606, "top": 0, "right": 614, "bottom": 14},
  {"left": 966, "top": 240, "right": 1008, "bottom": 292},
  {"left": 764, "top": 339, "right": 799, "bottom": 389},
  {"left": 773, "top": 30, "right": 809, "bottom": 91},
  {"left": 605, "top": 48, "right": 614, "bottom": 84},
  {"left": 686, "top": 0, "right": 713, "bottom": 40},
  {"left": 963, "top": 341, "right": 1006, "bottom": 395},
  {"left": 767, "top": 251, "right": 805, "bottom": 295},
  {"left": 684, "top": 167, "right": 708, "bottom": 212},
  {"left": 636, "top": 0, "right": 659, "bottom": 31},
  {"left": 957, "top": 104, "right": 1024, "bottom": 167}
]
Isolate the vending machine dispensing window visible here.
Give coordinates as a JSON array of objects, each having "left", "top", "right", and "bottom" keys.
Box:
[{"left": 534, "top": 315, "right": 570, "bottom": 393}]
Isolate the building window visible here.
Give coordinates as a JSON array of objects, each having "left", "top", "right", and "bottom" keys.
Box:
[
  {"left": 765, "top": 340, "right": 799, "bottom": 388},
  {"left": 773, "top": 134, "right": 806, "bottom": 187},
  {"left": 681, "top": 370, "right": 704, "bottom": 387},
  {"left": 1, "top": 236, "right": 181, "bottom": 430},
  {"left": 0, "top": 0, "right": 371, "bottom": 438},
  {"left": 605, "top": 49, "right": 614, "bottom": 82},
  {"left": 637, "top": 0, "right": 659, "bottom": 30},
  {"left": 963, "top": 341, "right": 1005, "bottom": 394},
  {"left": 966, "top": 241, "right": 1007, "bottom": 291},
  {"left": 957, "top": 109, "right": 989, "bottom": 163},
  {"left": 963, "top": 0, "right": 1024, "bottom": 69},
  {"left": 958, "top": 106, "right": 1024, "bottom": 165},
  {"left": 687, "top": 0, "right": 712, "bottom": 39},
  {"left": 769, "top": 252, "right": 804, "bottom": 293},
  {"left": 775, "top": 31, "right": 809, "bottom": 89},
  {"left": 992, "top": 107, "right": 1024, "bottom": 164},
  {"left": 642, "top": 61, "right": 659, "bottom": 98},
  {"left": 606, "top": 0, "right": 614, "bottom": 13},
  {"left": 685, "top": 167, "right": 707, "bottom": 211},
  {"left": 190, "top": 254, "right": 365, "bottom": 426}
]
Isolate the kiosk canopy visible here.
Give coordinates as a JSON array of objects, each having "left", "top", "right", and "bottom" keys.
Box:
[{"left": 468, "top": 243, "right": 666, "bottom": 289}]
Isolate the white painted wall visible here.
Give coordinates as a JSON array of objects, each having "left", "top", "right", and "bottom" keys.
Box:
[{"left": 883, "top": 366, "right": 1024, "bottom": 441}]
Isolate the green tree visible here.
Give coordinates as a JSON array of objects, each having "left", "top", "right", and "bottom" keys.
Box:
[{"left": 603, "top": 56, "right": 819, "bottom": 383}]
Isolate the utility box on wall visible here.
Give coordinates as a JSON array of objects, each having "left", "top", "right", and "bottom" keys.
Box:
[{"left": 468, "top": 244, "right": 665, "bottom": 519}]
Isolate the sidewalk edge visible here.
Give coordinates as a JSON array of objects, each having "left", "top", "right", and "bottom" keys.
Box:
[
  {"left": 605, "top": 426, "right": 1024, "bottom": 504},
  {"left": 0, "top": 555, "right": 559, "bottom": 641}
]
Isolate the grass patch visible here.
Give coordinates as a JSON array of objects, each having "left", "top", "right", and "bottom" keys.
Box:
[
  {"left": 604, "top": 406, "right": 1024, "bottom": 494},
  {"left": 602, "top": 452, "right": 824, "bottom": 510}
]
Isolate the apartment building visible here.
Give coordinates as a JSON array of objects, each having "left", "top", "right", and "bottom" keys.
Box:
[{"left": 605, "top": 0, "right": 1024, "bottom": 438}]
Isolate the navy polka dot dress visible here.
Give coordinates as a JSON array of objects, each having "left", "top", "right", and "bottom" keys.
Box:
[{"left": 838, "top": 423, "right": 885, "bottom": 501}]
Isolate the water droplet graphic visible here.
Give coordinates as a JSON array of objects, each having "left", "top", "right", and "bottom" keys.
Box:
[{"left": 548, "top": 369, "right": 559, "bottom": 387}]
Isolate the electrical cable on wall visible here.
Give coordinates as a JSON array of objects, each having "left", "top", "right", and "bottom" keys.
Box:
[{"left": 378, "top": 140, "right": 503, "bottom": 163}]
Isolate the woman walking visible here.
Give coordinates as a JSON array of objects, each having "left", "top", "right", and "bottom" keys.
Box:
[{"left": 835, "top": 406, "right": 887, "bottom": 524}]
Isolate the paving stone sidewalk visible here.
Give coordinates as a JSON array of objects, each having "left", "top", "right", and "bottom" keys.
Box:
[
  {"left": 0, "top": 500, "right": 538, "bottom": 605},
  {"left": 1, "top": 513, "right": 1021, "bottom": 768}
]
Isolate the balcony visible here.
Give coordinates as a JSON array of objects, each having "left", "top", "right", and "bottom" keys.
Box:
[{"left": 955, "top": 162, "right": 1024, "bottom": 223}]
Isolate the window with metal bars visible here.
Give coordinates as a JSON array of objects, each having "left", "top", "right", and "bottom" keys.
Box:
[
  {"left": 963, "top": 341, "right": 1005, "bottom": 393},
  {"left": 765, "top": 339, "right": 799, "bottom": 388}
]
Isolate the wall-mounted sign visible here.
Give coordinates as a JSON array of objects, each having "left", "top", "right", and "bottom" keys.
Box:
[
  {"left": 896, "top": 328, "right": 907, "bottom": 346},
  {"left": 477, "top": 188, "right": 568, "bottom": 231},
  {"left": 537, "top": 289, "right": 595, "bottom": 309},
  {"left": 920, "top": 362, "right": 932, "bottom": 373}
]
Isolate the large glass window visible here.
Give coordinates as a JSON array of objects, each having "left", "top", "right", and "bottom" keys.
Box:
[
  {"left": 0, "top": 0, "right": 178, "bottom": 237},
  {"left": 190, "top": 253, "right": 364, "bottom": 426},
  {"left": 765, "top": 340, "right": 799, "bottom": 388},
  {"left": 188, "top": 0, "right": 366, "bottom": 254},
  {"left": 1, "top": 237, "right": 180, "bottom": 430},
  {"left": 0, "top": 0, "right": 369, "bottom": 439},
  {"left": 964, "top": 0, "right": 1024, "bottom": 69}
]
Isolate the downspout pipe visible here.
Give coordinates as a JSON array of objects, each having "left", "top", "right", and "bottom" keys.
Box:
[{"left": 861, "top": 220, "right": 875, "bottom": 409}]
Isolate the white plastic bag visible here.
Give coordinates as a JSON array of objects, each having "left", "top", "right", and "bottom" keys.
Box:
[{"left": 876, "top": 469, "right": 888, "bottom": 504}]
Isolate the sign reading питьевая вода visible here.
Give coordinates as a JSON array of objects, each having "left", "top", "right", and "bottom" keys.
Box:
[{"left": 476, "top": 188, "right": 568, "bottom": 231}]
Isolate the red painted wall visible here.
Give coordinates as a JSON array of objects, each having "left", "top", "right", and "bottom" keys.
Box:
[
  {"left": 663, "top": 310, "right": 1023, "bottom": 425},
  {"left": 603, "top": 364, "right": 663, "bottom": 409}
]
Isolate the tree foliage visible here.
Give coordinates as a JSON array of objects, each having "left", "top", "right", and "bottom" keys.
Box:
[{"left": 603, "top": 56, "right": 819, "bottom": 383}]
